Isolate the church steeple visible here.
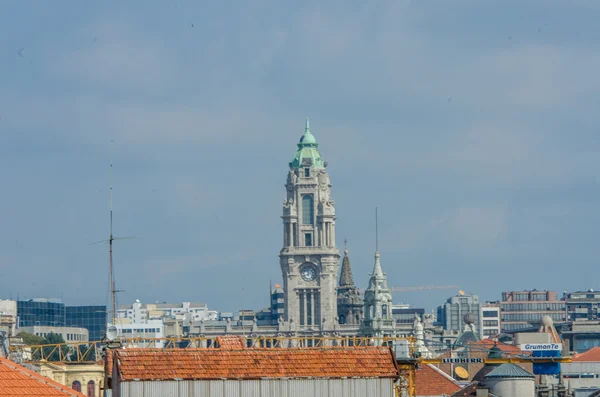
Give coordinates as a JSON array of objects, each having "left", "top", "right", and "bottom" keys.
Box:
[
  {"left": 361, "top": 249, "right": 394, "bottom": 336},
  {"left": 339, "top": 240, "right": 355, "bottom": 287},
  {"left": 336, "top": 242, "right": 363, "bottom": 325}
]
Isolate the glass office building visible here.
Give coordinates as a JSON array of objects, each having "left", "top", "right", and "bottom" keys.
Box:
[
  {"left": 66, "top": 305, "right": 107, "bottom": 342},
  {"left": 17, "top": 299, "right": 66, "bottom": 327}
]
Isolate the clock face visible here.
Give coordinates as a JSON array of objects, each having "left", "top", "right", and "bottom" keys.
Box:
[{"left": 300, "top": 265, "right": 317, "bottom": 282}]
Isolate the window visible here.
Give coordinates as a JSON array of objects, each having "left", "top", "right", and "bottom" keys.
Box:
[
  {"left": 302, "top": 195, "right": 314, "bottom": 225},
  {"left": 88, "top": 380, "right": 95, "bottom": 397},
  {"left": 305, "top": 233, "right": 312, "bottom": 247},
  {"left": 304, "top": 168, "right": 310, "bottom": 177},
  {"left": 72, "top": 381, "right": 81, "bottom": 392}
]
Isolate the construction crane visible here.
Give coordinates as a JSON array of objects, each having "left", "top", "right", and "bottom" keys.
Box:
[{"left": 391, "top": 285, "right": 460, "bottom": 293}]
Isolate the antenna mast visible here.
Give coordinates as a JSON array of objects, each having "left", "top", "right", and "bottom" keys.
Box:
[{"left": 109, "top": 140, "right": 116, "bottom": 326}]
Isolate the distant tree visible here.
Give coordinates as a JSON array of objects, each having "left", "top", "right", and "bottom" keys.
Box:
[
  {"left": 42, "top": 332, "right": 70, "bottom": 361},
  {"left": 17, "top": 332, "right": 45, "bottom": 346}
]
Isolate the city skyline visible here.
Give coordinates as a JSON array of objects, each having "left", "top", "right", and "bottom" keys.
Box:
[{"left": 2, "top": 2, "right": 600, "bottom": 312}]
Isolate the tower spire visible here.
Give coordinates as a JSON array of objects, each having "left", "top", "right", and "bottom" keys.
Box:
[
  {"left": 375, "top": 207, "right": 379, "bottom": 252},
  {"left": 305, "top": 117, "right": 310, "bottom": 133},
  {"left": 339, "top": 241, "right": 355, "bottom": 287}
]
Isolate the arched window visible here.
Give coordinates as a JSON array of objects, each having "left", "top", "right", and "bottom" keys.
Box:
[
  {"left": 302, "top": 195, "right": 313, "bottom": 225},
  {"left": 382, "top": 304, "right": 388, "bottom": 317},
  {"left": 88, "top": 380, "right": 95, "bottom": 397},
  {"left": 72, "top": 381, "right": 81, "bottom": 392}
]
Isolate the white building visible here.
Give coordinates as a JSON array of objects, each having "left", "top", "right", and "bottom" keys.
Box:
[
  {"left": 20, "top": 325, "right": 89, "bottom": 342},
  {"left": 482, "top": 303, "right": 501, "bottom": 338},
  {"left": 117, "top": 300, "right": 217, "bottom": 323},
  {"left": 110, "top": 319, "right": 165, "bottom": 348}
]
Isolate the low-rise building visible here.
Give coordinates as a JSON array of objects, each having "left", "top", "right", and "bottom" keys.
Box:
[
  {"left": 107, "top": 343, "right": 400, "bottom": 397},
  {"left": 110, "top": 319, "right": 164, "bottom": 347},
  {"left": 19, "top": 326, "right": 89, "bottom": 342},
  {"left": 117, "top": 300, "right": 217, "bottom": 323}
]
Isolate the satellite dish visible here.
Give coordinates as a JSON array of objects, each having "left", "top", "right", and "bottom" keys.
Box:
[
  {"left": 455, "top": 366, "right": 469, "bottom": 380},
  {"left": 458, "top": 290, "right": 465, "bottom": 296},
  {"left": 106, "top": 325, "right": 119, "bottom": 341}
]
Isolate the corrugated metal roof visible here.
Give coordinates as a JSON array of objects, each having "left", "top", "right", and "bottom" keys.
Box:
[
  {"left": 113, "top": 347, "right": 398, "bottom": 381},
  {"left": 0, "top": 357, "right": 87, "bottom": 396},
  {"left": 484, "top": 363, "right": 534, "bottom": 379}
]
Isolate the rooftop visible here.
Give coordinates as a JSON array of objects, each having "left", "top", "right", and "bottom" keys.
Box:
[
  {"left": 484, "top": 363, "right": 534, "bottom": 379},
  {"left": 573, "top": 347, "right": 600, "bottom": 362},
  {"left": 0, "top": 356, "right": 86, "bottom": 396},
  {"left": 112, "top": 347, "right": 399, "bottom": 381},
  {"left": 415, "top": 364, "right": 461, "bottom": 396}
]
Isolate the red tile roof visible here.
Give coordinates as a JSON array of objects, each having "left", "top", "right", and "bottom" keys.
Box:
[
  {"left": 216, "top": 335, "right": 245, "bottom": 350},
  {"left": 113, "top": 347, "right": 399, "bottom": 381},
  {"left": 0, "top": 357, "right": 87, "bottom": 397},
  {"left": 415, "top": 364, "right": 461, "bottom": 396},
  {"left": 573, "top": 347, "right": 600, "bottom": 362}
]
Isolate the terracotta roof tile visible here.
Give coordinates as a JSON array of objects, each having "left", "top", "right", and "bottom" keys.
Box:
[
  {"left": 216, "top": 335, "right": 245, "bottom": 350},
  {"left": 0, "top": 357, "right": 87, "bottom": 397},
  {"left": 573, "top": 347, "right": 600, "bottom": 362},
  {"left": 415, "top": 364, "right": 461, "bottom": 396},
  {"left": 113, "top": 347, "right": 399, "bottom": 381}
]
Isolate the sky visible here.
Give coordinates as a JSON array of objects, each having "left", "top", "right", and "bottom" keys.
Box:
[{"left": 1, "top": 1, "right": 600, "bottom": 314}]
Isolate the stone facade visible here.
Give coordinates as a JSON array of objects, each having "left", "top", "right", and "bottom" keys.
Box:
[
  {"left": 337, "top": 247, "right": 364, "bottom": 325},
  {"left": 361, "top": 251, "right": 395, "bottom": 336},
  {"left": 38, "top": 362, "right": 104, "bottom": 396},
  {"left": 279, "top": 118, "right": 340, "bottom": 330}
]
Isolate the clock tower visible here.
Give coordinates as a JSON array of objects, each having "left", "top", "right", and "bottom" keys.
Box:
[{"left": 279, "top": 118, "right": 340, "bottom": 330}]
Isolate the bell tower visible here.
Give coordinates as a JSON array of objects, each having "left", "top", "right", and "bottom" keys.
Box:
[{"left": 279, "top": 118, "right": 340, "bottom": 330}]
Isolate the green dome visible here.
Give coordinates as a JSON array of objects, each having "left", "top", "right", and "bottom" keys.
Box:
[{"left": 289, "top": 118, "right": 326, "bottom": 169}]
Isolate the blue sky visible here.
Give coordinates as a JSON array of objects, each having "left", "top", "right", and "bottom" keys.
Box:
[{"left": 1, "top": 1, "right": 600, "bottom": 313}]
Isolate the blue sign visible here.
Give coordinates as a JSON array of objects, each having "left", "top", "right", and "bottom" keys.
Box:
[{"left": 532, "top": 349, "right": 561, "bottom": 375}]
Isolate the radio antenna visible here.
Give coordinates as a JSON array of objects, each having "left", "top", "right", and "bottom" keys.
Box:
[{"left": 109, "top": 140, "right": 115, "bottom": 326}]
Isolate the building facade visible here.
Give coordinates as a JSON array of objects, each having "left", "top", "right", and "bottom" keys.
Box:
[
  {"left": 566, "top": 289, "right": 600, "bottom": 321},
  {"left": 481, "top": 303, "right": 501, "bottom": 338},
  {"left": 117, "top": 301, "right": 217, "bottom": 323},
  {"left": 66, "top": 306, "right": 106, "bottom": 342},
  {"left": 279, "top": 118, "right": 340, "bottom": 329},
  {"left": 17, "top": 299, "right": 65, "bottom": 327},
  {"left": 111, "top": 319, "right": 165, "bottom": 347},
  {"left": 20, "top": 325, "right": 88, "bottom": 342},
  {"left": 500, "top": 290, "right": 566, "bottom": 331},
  {"left": 437, "top": 293, "right": 483, "bottom": 337},
  {"left": 391, "top": 304, "right": 425, "bottom": 326}
]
